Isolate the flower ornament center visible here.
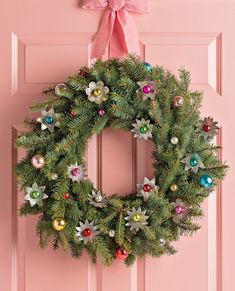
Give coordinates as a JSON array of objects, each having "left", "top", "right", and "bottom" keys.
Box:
[
  {"left": 44, "top": 116, "right": 54, "bottom": 124},
  {"left": 143, "top": 184, "right": 152, "bottom": 192},
  {"left": 175, "top": 205, "right": 186, "bottom": 215},
  {"left": 140, "top": 125, "right": 148, "bottom": 133},
  {"left": 92, "top": 88, "right": 101, "bottom": 97},
  {"left": 143, "top": 85, "right": 153, "bottom": 94},
  {"left": 30, "top": 190, "right": 41, "bottom": 199},
  {"left": 133, "top": 214, "right": 141, "bottom": 222},
  {"left": 203, "top": 123, "right": 212, "bottom": 132},
  {"left": 82, "top": 228, "right": 92, "bottom": 237},
  {"left": 189, "top": 157, "right": 198, "bottom": 167},
  {"left": 71, "top": 167, "right": 81, "bottom": 176}
]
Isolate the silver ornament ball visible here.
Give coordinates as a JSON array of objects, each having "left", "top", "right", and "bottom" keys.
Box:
[
  {"left": 159, "top": 238, "right": 165, "bottom": 246},
  {"left": 108, "top": 229, "right": 115, "bottom": 237},
  {"left": 55, "top": 83, "right": 67, "bottom": 96},
  {"left": 170, "top": 136, "right": 179, "bottom": 145},
  {"left": 173, "top": 96, "right": 185, "bottom": 108},
  {"left": 95, "top": 194, "right": 103, "bottom": 203}
]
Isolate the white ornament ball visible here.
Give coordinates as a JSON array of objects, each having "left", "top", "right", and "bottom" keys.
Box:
[
  {"left": 108, "top": 229, "right": 115, "bottom": 237},
  {"left": 95, "top": 194, "right": 103, "bottom": 203},
  {"left": 50, "top": 173, "right": 58, "bottom": 180},
  {"left": 159, "top": 238, "right": 165, "bottom": 246},
  {"left": 170, "top": 136, "right": 179, "bottom": 145}
]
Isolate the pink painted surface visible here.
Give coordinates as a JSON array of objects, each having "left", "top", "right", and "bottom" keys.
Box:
[{"left": 0, "top": 1, "right": 235, "bottom": 291}]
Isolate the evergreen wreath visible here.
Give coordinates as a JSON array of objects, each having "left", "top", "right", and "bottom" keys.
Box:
[{"left": 15, "top": 55, "right": 228, "bottom": 266}]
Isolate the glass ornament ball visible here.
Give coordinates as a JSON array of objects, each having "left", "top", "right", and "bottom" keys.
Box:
[
  {"left": 144, "top": 62, "right": 152, "bottom": 71},
  {"left": 140, "top": 125, "right": 148, "bottom": 134},
  {"left": 189, "top": 157, "right": 198, "bottom": 167},
  {"left": 133, "top": 214, "right": 141, "bottom": 222},
  {"left": 82, "top": 228, "right": 92, "bottom": 237},
  {"left": 71, "top": 167, "right": 81, "bottom": 177},
  {"left": 52, "top": 218, "right": 66, "bottom": 231},
  {"left": 115, "top": 248, "right": 129, "bottom": 260},
  {"left": 63, "top": 192, "right": 70, "bottom": 199},
  {"left": 143, "top": 85, "right": 153, "bottom": 94},
  {"left": 143, "top": 184, "right": 152, "bottom": 192},
  {"left": 70, "top": 111, "right": 77, "bottom": 118},
  {"left": 44, "top": 116, "right": 54, "bottom": 125},
  {"left": 108, "top": 229, "right": 115, "bottom": 237},
  {"left": 170, "top": 136, "right": 179, "bottom": 145},
  {"left": 50, "top": 173, "right": 58, "bottom": 180},
  {"left": 173, "top": 96, "right": 185, "bottom": 108},
  {"left": 200, "top": 174, "right": 213, "bottom": 188},
  {"left": 170, "top": 184, "right": 178, "bottom": 192},
  {"left": 55, "top": 83, "right": 68, "bottom": 96},
  {"left": 98, "top": 108, "right": 106, "bottom": 116},
  {"left": 79, "top": 70, "right": 89, "bottom": 78},
  {"left": 159, "top": 238, "right": 166, "bottom": 246},
  {"left": 203, "top": 124, "right": 212, "bottom": 132},
  {"left": 92, "top": 88, "right": 101, "bottom": 97},
  {"left": 31, "top": 155, "right": 45, "bottom": 169},
  {"left": 30, "top": 190, "right": 41, "bottom": 199}
]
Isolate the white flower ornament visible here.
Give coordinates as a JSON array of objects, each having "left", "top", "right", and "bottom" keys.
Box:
[{"left": 85, "top": 81, "right": 109, "bottom": 104}]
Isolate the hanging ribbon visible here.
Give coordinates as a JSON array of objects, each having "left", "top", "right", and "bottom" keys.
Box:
[{"left": 82, "top": 0, "right": 150, "bottom": 59}]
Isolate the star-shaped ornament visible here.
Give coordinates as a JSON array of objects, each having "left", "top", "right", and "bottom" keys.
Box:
[
  {"left": 181, "top": 153, "right": 204, "bottom": 173},
  {"left": 76, "top": 220, "right": 99, "bottom": 244},
  {"left": 67, "top": 163, "right": 84, "bottom": 182},
  {"left": 137, "top": 177, "right": 159, "bottom": 201},
  {"left": 136, "top": 81, "right": 156, "bottom": 101},
  {"left": 36, "top": 108, "right": 60, "bottom": 132},
  {"left": 125, "top": 207, "right": 149, "bottom": 232},
  {"left": 88, "top": 190, "right": 107, "bottom": 208},
  {"left": 131, "top": 118, "right": 153, "bottom": 140},
  {"left": 25, "top": 182, "right": 48, "bottom": 207}
]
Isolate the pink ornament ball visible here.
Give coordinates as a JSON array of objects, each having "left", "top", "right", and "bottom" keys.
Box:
[
  {"left": 143, "top": 85, "right": 153, "bottom": 94},
  {"left": 31, "top": 155, "right": 45, "bottom": 169},
  {"left": 71, "top": 167, "right": 81, "bottom": 177},
  {"left": 98, "top": 109, "right": 106, "bottom": 116},
  {"left": 175, "top": 205, "right": 185, "bottom": 215}
]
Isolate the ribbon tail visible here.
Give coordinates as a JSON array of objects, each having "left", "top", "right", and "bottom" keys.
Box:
[
  {"left": 91, "top": 9, "right": 115, "bottom": 59},
  {"left": 116, "top": 9, "right": 140, "bottom": 57}
]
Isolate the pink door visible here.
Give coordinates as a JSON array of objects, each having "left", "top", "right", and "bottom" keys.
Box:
[{"left": 1, "top": 1, "right": 234, "bottom": 291}]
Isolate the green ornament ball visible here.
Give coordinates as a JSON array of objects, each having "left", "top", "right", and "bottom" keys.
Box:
[
  {"left": 30, "top": 190, "right": 41, "bottom": 199},
  {"left": 140, "top": 125, "right": 148, "bottom": 134}
]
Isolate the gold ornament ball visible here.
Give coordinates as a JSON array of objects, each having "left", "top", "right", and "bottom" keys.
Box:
[
  {"left": 170, "top": 184, "right": 178, "bottom": 192},
  {"left": 133, "top": 214, "right": 141, "bottom": 222},
  {"left": 92, "top": 88, "right": 101, "bottom": 97},
  {"left": 52, "top": 218, "right": 66, "bottom": 231},
  {"left": 173, "top": 96, "right": 184, "bottom": 108}
]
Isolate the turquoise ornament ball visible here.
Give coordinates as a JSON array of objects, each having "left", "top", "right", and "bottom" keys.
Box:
[
  {"left": 44, "top": 116, "right": 54, "bottom": 124},
  {"left": 200, "top": 174, "right": 213, "bottom": 188},
  {"left": 190, "top": 157, "right": 198, "bottom": 167},
  {"left": 144, "top": 62, "right": 152, "bottom": 71}
]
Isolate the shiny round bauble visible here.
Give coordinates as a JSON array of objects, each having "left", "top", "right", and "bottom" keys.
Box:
[
  {"left": 170, "top": 184, "right": 178, "bottom": 192},
  {"left": 71, "top": 167, "right": 81, "bottom": 177},
  {"left": 79, "top": 70, "right": 89, "bottom": 78},
  {"left": 173, "top": 96, "right": 184, "bottom": 108},
  {"left": 108, "top": 229, "right": 115, "bottom": 237},
  {"left": 30, "top": 190, "right": 41, "bottom": 199},
  {"left": 159, "top": 238, "right": 165, "bottom": 246},
  {"left": 52, "top": 218, "right": 66, "bottom": 231},
  {"left": 175, "top": 205, "right": 185, "bottom": 215},
  {"left": 170, "top": 136, "right": 179, "bottom": 145},
  {"left": 44, "top": 116, "right": 54, "bottom": 125},
  {"left": 142, "top": 85, "right": 153, "bottom": 94},
  {"left": 98, "top": 108, "right": 106, "bottom": 116},
  {"left": 82, "top": 228, "right": 92, "bottom": 237},
  {"left": 31, "top": 155, "right": 45, "bottom": 169},
  {"left": 143, "top": 184, "right": 152, "bottom": 192},
  {"left": 95, "top": 194, "right": 103, "bottom": 203},
  {"left": 70, "top": 111, "right": 77, "bottom": 118},
  {"left": 203, "top": 123, "right": 212, "bottom": 132},
  {"left": 189, "top": 157, "right": 198, "bottom": 167},
  {"left": 50, "top": 173, "right": 58, "bottom": 180},
  {"left": 139, "top": 125, "right": 148, "bottom": 134},
  {"left": 115, "top": 248, "right": 129, "bottom": 260},
  {"left": 133, "top": 214, "right": 141, "bottom": 222},
  {"left": 144, "top": 62, "right": 152, "bottom": 71},
  {"left": 200, "top": 174, "right": 213, "bottom": 188},
  {"left": 55, "top": 83, "right": 67, "bottom": 96},
  {"left": 63, "top": 192, "right": 70, "bottom": 199},
  {"left": 92, "top": 88, "right": 101, "bottom": 97}
]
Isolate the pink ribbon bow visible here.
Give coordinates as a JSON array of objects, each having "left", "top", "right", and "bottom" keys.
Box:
[{"left": 82, "top": 0, "right": 150, "bottom": 59}]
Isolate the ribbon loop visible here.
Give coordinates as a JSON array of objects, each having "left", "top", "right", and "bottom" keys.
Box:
[{"left": 82, "top": 0, "right": 150, "bottom": 59}]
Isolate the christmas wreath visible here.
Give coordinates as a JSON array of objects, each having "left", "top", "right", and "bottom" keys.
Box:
[{"left": 15, "top": 55, "right": 227, "bottom": 266}]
